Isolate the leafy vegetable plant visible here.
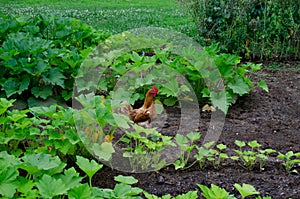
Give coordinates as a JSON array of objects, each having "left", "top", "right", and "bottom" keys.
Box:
[
  {"left": 121, "top": 124, "right": 175, "bottom": 172},
  {"left": 277, "top": 151, "right": 300, "bottom": 174},
  {"left": 231, "top": 140, "right": 275, "bottom": 171},
  {"left": 76, "top": 155, "right": 103, "bottom": 186},
  {"left": 96, "top": 175, "right": 143, "bottom": 199},
  {"left": 0, "top": 15, "right": 109, "bottom": 106},
  {"left": 194, "top": 141, "right": 215, "bottom": 170},
  {"left": 198, "top": 184, "right": 236, "bottom": 199},
  {"left": 173, "top": 132, "right": 201, "bottom": 170},
  {"left": 207, "top": 143, "right": 229, "bottom": 169}
]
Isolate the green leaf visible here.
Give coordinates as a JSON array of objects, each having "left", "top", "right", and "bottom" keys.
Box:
[
  {"left": 7, "top": 109, "right": 29, "bottom": 122},
  {"left": 230, "top": 156, "right": 239, "bottom": 161},
  {"left": 60, "top": 167, "right": 83, "bottom": 191},
  {"left": 249, "top": 63, "right": 263, "bottom": 71},
  {"left": 93, "top": 142, "right": 115, "bottom": 161},
  {"left": 0, "top": 167, "right": 19, "bottom": 198},
  {"left": 248, "top": 140, "right": 261, "bottom": 149},
  {"left": 216, "top": 144, "right": 227, "bottom": 151},
  {"left": 19, "top": 153, "right": 65, "bottom": 176},
  {"left": 258, "top": 80, "right": 269, "bottom": 92},
  {"left": 2, "top": 79, "right": 19, "bottom": 97},
  {"left": 42, "top": 68, "right": 66, "bottom": 88},
  {"left": 163, "top": 97, "right": 177, "bottom": 106},
  {"left": 187, "top": 132, "right": 202, "bottom": 142},
  {"left": 234, "top": 183, "right": 259, "bottom": 198},
  {"left": 204, "top": 141, "right": 215, "bottom": 149},
  {"left": 143, "top": 191, "right": 172, "bottom": 199},
  {"left": 76, "top": 156, "right": 103, "bottom": 179},
  {"left": 114, "top": 175, "right": 138, "bottom": 185},
  {"left": 36, "top": 174, "right": 68, "bottom": 198},
  {"left": 0, "top": 98, "right": 15, "bottom": 115},
  {"left": 112, "top": 113, "right": 130, "bottom": 129},
  {"left": 228, "top": 76, "right": 250, "bottom": 96},
  {"left": 175, "top": 134, "right": 189, "bottom": 151},
  {"left": 198, "top": 184, "right": 236, "bottom": 199},
  {"left": 0, "top": 151, "right": 21, "bottom": 169},
  {"left": 35, "top": 61, "right": 49, "bottom": 75},
  {"left": 234, "top": 140, "right": 246, "bottom": 148},
  {"left": 68, "top": 183, "right": 94, "bottom": 199},
  {"left": 31, "top": 86, "right": 52, "bottom": 99},
  {"left": 131, "top": 51, "right": 142, "bottom": 63},
  {"left": 173, "top": 160, "right": 185, "bottom": 170},
  {"left": 17, "top": 176, "right": 37, "bottom": 198},
  {"left": 210, "top": 91, "right": 228, "bottom": 113}
]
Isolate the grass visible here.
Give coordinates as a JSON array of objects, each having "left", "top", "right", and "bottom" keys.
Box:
[{"left": 0, "top": 0, "right": 197, "bottom": 36}]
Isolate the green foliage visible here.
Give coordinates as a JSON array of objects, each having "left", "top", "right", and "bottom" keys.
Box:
[
  {"left": 207, "top": 143, "right": 229, "bottom": 169},
  {"left": 76, "top": 155, "right": 103, "bottom": 186},
  {"left": 194, "top": 141, "right": 215, "bottom": 170},
  {"left": 0, "top": 99, "right": 287, "bottom": 198},
  {"left": 277, "top": 151, "right": 300, "bottom": 174},
  {"left": 97, "top": 175, "right": 143, "bottom": 199},
  {"left": 231, "top": 140, "right": 275, "bottom": 171},
  {"left": 121, "top": 124, "right": 175, "bottom": 171},
  {"left": 198, "top": 184, "right": 236, "bottom": 199},
  {"left": 80, "top": 31, "right": 267, "bottom": 113},
  {"left": 234, "top": 183, "right": 260, "bottom": 199},
  {"left": 0, "top": 150, "right": 144, "bottom": 198},
  {"left": 182, "top": 0, "right": 300, "bottom": 60},
  {"left": 0, "top": 14, "right": 109, "bottom": 106},
  {"left": 36, "top": 174, "right": 68, "bottom": 198},
  {"left": 173, "top": 132, "right": 201, "bottom": 170}
]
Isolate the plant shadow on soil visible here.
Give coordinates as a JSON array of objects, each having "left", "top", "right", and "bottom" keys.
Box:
[{"left": 92, "top": 64, "right": 300, "bottom": 198}]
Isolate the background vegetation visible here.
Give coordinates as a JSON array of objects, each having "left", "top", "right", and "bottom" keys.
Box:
[
  {"left": 180, "top": 0, "right": 300, "bottom": 60},
  {"left": 0, "top": 0, "right": 197, "bottom": 37}
]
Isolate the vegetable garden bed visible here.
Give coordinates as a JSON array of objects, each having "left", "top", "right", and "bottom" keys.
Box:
[{"left": 92, "top": 66, "right": 300, "bottom": 198}]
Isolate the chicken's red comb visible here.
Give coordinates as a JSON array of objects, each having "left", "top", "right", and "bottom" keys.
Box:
[{"left": 151, "top": 86, "right": 158, "bottom": 93}]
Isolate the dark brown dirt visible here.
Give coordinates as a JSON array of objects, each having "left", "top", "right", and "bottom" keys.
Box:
[{"left": 93, "top": 64, "right": 300, "bottom": 199}]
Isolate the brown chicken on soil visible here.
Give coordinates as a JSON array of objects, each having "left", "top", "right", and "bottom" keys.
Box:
[{"left": 120, "top": 86, "right": 158, "bottom": 127}]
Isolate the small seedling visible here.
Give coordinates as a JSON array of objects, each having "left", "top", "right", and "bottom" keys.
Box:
[
  {"left": 277, "top": 151, "right": 300, "bottom": 174},
  {"left": 207, "top": 143, "right": 229, "bottom": 169},
  {"left": 194, "top": 141, "right": 215, "bottom": 170},
  {"left": 173, "top": 132, "right": 201, "bottom": 170},
  {"left": 231, "top": 140, "right": 273, "bottom": 171},
  {"left": 121, "top": 124, "right": 175, "bottom": 171},
  {"left": 257, "top": 149, "right": 276, "bottom": 171}
]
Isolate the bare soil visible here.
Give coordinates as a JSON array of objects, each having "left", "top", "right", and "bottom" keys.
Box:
[{"left": 93, "top": 63, "right": 300, "bottom": 198}]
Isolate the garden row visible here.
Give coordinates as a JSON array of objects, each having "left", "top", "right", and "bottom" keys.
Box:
[
  {"left": 0, "top": 14, "right": 268, "bottom": 113},
  {"left": 1, "top": 98, "right": 300, "bottom": 198},
  {"left": 0, "top": 151, "right": 272, "bottom": 199}
]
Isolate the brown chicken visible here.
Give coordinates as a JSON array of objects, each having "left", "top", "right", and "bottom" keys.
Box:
[{"left": 120, "top": 86, "right": 158, "bottom": 127}]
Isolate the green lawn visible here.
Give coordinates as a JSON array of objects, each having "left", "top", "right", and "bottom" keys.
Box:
[{"left": 0, "top": 0, "right": 197, "bottom": 36}]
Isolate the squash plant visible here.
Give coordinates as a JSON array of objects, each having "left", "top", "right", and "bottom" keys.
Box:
[
  {"left": 79, "top": 30, "right": 268, "bottom": 113},
  {"left": 0, "top": 14, "right": 110, "bottom": 107}
]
